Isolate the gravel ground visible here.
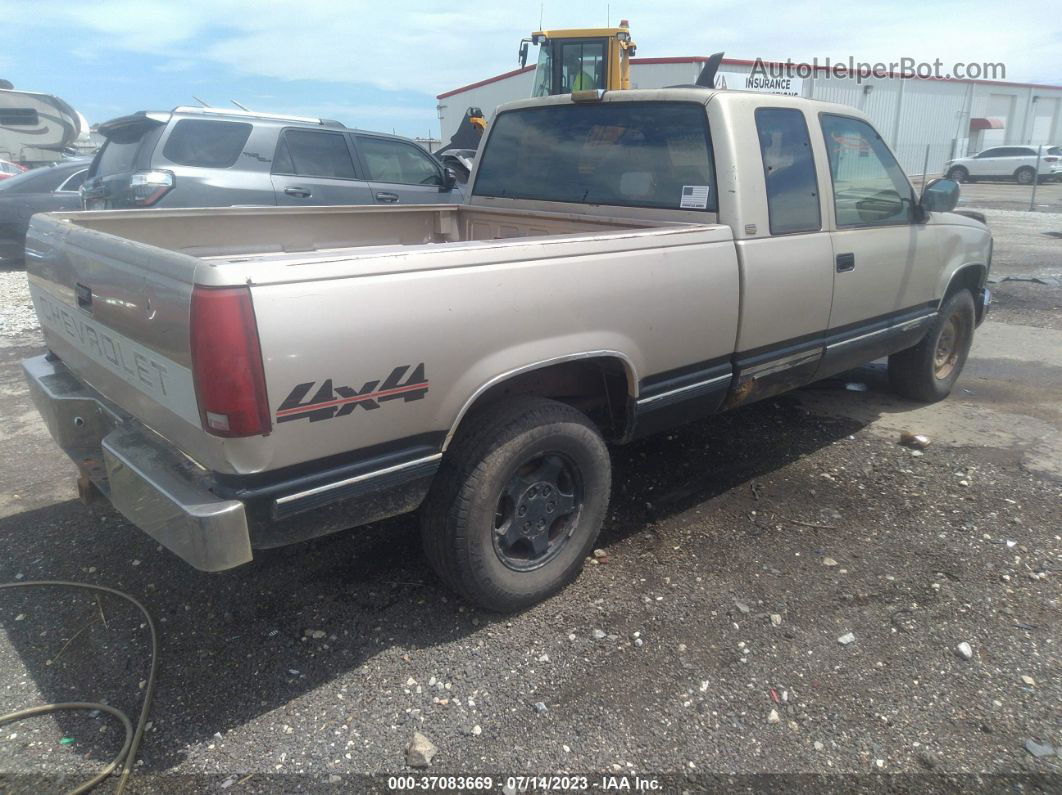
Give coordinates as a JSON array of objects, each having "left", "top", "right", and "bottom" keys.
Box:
[
  {"left": 0, "top": 362, "right": 1058, "bottom": 793},
  {"left": 0, "top": 268, "right": 36, "bottom": 339},
  {"left": 0, "top": 207, "right": 1059, "bottom": 792}
]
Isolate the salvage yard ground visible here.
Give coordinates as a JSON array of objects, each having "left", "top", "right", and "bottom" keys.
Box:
[{"left": 0, "top": 196, "right": 1059, "bottom": 791}]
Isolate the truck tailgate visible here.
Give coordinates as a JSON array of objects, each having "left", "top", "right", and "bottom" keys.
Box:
[{"left": 24, "top": 213, "right": 209, "bottom": 464}]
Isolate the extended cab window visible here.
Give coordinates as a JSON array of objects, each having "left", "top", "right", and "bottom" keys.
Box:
[
  {"left": 356, "top": 136, "right": 441, "bottom": 185},
  {"left": 273, "top": 130, "right": 357, "bottom": 179},
  {"left": 162, "top": 119, "right": 251, "bottom": 168},
  {"left": 755, "top": 108, "right": 820, "bottom": 234},
  {"left": 820, "top": 114, "right": 914, "bottom": 227},
  {"left": 474, "top": 101, "right": 717, "bottom": 212}
]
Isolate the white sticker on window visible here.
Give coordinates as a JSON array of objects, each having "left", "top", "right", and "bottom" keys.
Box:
[{"left": 680, "top": 185, "right": 710, "bottom": 209}]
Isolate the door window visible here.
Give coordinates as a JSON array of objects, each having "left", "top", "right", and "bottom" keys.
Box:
[
  {"left": 356, "top": 137, "right": 441, "bottom": 185},
  {"left": 58, "top": 169, "right": 87, "bottom": 192},
  {"left": 755, "top": 108, "right": 821, "bottom": 234},
  {"left": 273, "top": 130, "right": 357, "bottom": 179},
  {"left": 820, "top": 114, "right": 914, "bottom": 227}
]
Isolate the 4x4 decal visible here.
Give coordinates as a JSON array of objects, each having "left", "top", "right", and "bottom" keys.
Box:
[{"left": 276, "top": 364, "right": 428, "bottom": 423}]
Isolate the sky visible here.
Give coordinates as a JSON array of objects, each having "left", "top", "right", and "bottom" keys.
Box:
[{"left": 2, "top": 0, "right": 1060, "bottom": 140}]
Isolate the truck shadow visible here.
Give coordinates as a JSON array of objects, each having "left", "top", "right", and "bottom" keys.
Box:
[{"left": 0, "top": 381, "right": 883, "bottom": 775}]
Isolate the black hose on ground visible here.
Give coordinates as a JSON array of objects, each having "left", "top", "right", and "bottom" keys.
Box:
[{"left": 0, "top": 581, "right": 158, "bottom": 794}]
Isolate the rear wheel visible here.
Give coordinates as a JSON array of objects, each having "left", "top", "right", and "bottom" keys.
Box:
[
  {"left": 420, "top": 396, "right": 610, "bottom": 612},
  {"left": 946, "top": 166, "right": 968, "bottom": 183},
  {"left": 1015, "top": 166, "right": 1036, "bottom": 185},
  {"left": 888, "top": 290, "right": 975, "bottom": 403}
]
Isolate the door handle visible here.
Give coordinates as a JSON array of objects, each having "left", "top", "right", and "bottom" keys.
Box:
[
  {"left": 836, "top": 253, "right": 855, "bottom": 272},
  {"left": 375, "top": 192, "right": 400, "bottom": 203},
  {"left": 284, "top": 187, "right": 312, "bottom": 198}
]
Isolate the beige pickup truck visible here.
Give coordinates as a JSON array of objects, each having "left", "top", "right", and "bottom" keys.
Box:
[{"left": 23, "top": 88, "right": 991, "bottom": 610}]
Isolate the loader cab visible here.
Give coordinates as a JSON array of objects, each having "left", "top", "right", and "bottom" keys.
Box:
[{"left": 519, "top": 21, "right": 636, "bottom": 97}]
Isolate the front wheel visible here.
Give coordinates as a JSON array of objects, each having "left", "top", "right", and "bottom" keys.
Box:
[
  {"left": 888, "top": 290, "right": 976, "bottom": 403},
  {"left": 420, "top": 396, "right": 611, "bottom": 612},
  {"left": 946, "top": 166, "right": 968, "bottom": 183}
]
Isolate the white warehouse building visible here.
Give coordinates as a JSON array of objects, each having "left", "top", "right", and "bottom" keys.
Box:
[{"left": 436, "top": 56, "right": 1062, "bottom": 177}]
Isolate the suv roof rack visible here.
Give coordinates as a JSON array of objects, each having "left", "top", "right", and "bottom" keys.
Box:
[{"left": 171, "top": 106, "right": 347, "bottom": 128}]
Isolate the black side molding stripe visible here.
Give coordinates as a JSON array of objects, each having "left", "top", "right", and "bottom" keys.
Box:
[{"left": 639, "top": 356, "right": 732, "bottom": 400}]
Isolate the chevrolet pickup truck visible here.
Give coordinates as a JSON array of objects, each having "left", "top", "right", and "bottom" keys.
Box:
[{"left": 23, "top": 88, "right": 991, "bottom": 610}]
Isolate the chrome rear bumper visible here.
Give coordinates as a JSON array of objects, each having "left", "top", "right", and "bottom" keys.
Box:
[{"left": 22, "top": 354, "right": 252, "bottom": 571}]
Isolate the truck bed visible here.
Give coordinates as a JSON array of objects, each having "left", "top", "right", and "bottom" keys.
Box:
[
  {"left": 25, "top": 203, "right": 735, "bottom": 482},
  {"left": 48, "top": 203, "right": 682, "bottom": 263}
]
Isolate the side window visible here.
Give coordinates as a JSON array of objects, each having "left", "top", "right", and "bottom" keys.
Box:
[
  {"left": 273, "top": 130, "right": 357, "bottom": 179},
  {"left": 356, "top": 137, "right": 441, "bottom": 185},
  {"left": 58, "top": 169, "right": 87, "bottom": 192},
  {"left": 162, "top": 119, "right": 251, "bottom": 168},
  {"left": 754, "top": 108, "right": 821, "bottom": 234},
  {"left": 976, "top": 148, "right": 999, "bottom": 159},
  {"left": 820, "top": 114, "right": 914, "bottom": 227}
]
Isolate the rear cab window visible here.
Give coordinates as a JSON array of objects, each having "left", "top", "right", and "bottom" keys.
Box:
[
  {"left": 473, "top": 101, "right": 717, "bottom": 212},
  {"left": 754, "top": 107, "right": 821, "bottom": 234},
  {"left": 161, "top": 119, "right": 252, "bottom": 168}
]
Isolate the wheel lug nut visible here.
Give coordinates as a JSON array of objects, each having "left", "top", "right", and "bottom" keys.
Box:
[
  {"left": 543, "top": 486, "right": 552, "bottom": 496},
  {"left": 518, "top": 506, "right": 527, "bottom": 517},
  {"left": 546, "top": 501, "right": 555, "bottom": 513}
]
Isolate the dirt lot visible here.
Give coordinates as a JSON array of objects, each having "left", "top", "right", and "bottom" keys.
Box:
[{"left": 0, "top": 205, "right": 1059, "bottom": 792}]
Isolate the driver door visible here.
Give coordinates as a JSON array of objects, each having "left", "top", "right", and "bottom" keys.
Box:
[
  {"left": 352, "top": 134, "right": 454, "bottom": 204},
  {"left": 819, "top": 114, "right": 940, "bottom": 374}
]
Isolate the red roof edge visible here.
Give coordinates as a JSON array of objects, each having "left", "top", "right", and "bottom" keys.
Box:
[{"left": 437, "top": 65, "right": 536, "bottom": 99}]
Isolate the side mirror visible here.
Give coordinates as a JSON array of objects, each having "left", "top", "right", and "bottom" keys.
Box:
[
  {"left": 921, "top": 178, "right": 960, "bottom": 213},
  {"left": 518, "top": 40, "right": 529, "bottom": 67},
  {"left": 441, "top": 167, "right": 457, "bottom": 191}
]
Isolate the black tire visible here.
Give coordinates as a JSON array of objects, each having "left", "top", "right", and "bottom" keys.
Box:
[
  {"left": 420, "top": 396, "right": 611, "bottom": 612},
  {"left": 946, "top": 166, "right": 968, "bottom": 183},
  {"left": 1015, "top": 166, "right": 1035, "bottom": 185},
  {"left": 888, "top": 290, "right": 976, "bottom": 403}
]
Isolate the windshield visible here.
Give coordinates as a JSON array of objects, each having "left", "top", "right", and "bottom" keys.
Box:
[
  {"left": 531, "top": 44, "right": 552, "bottom": 97},
  {"left": 473, "top": 101, "right": 717, "bottom": 212}
]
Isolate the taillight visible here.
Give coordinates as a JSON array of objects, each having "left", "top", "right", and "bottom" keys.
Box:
[
  {"left": 189, "top": 286, "right": 271, "bottom": 437},
  {"left": 129, "top": 170, "right": 174, "bottom": 206},
  {"left": 1044, "top": 156, "right": 1059, "bottom": 163}
]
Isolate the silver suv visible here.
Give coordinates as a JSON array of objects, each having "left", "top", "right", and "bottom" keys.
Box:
[{"left": 81, "top": 106, "right": 461, "bottom": 209}]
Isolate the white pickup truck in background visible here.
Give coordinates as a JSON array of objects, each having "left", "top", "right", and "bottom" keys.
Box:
[{"left": 23, "top": 87, "right": 991, "bottom": 610}]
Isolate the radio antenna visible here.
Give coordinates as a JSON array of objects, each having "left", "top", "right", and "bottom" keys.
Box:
[{"left": 230, "top": 99, "right": 250, "bottom": 111}]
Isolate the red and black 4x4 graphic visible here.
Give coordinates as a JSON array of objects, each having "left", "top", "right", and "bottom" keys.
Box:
[{"left": 276, "top": 364, "right": 428, "bottom": 423}]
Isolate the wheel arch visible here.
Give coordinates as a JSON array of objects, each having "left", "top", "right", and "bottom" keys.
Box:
[
  {"left": 940, "top": 262, "right": 988, "bottom": 323},
  {"left": 442, "top": 351, "right": 638, "bottom": 451}
]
